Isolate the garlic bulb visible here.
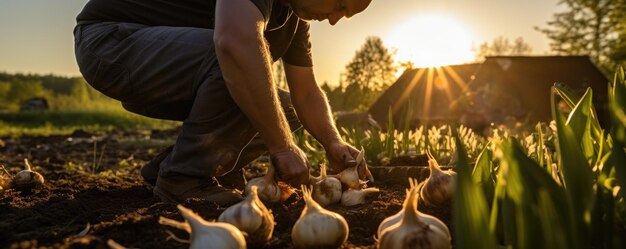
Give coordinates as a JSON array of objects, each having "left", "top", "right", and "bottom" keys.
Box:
[
  {"left": 292, "top": 185, "right": 349, "bottom": 248},
  {"left": 378, "top": 186, "right": 451, "bottom": 249},
  {"left": 159, "top": 205, "right": 246, "bottom": 249},
  {"left": 420, "top": 153, "right": 456, "bottom": 206},
  {"left": 331, "top": 148, "right": 372, "bottom": 189},
  {"left": 218, "top": 186, "right": 275, "bottom": 243},
  {"left": 12, "top": 159, "right": 44, "bottom": 191},
  {"left": 311, "top": 164, "right": 342, "bottom": 207},
  {"left": 377, "top": 178, "right": 450, "bottom": 239},
  {"left": 332, "top": 166, "right": 367, "bottom": 190},
  {"left": 341, "top": 187, "right": 380, "bottom": 207},
  {"left": 245, "top": 164, "right": 282, "bottom": 203}
]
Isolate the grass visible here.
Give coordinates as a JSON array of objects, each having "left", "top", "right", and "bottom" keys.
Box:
[
  {"left": 451, "top": 67, "right": 626, "bottom": 249},
  {"left": 0, "top": 109, "right": 179, "bottom": 137}
]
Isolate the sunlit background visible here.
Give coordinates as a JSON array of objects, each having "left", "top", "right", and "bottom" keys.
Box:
[
  {"left": 384, "top": 14, "right": 475, "bottom": 68},
  {"left": 0, "top": 0, "right": 561, "bottom": 85}
]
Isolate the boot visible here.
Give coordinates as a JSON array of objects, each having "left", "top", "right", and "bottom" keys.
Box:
[
  {"left": 153, "top": 174, "right": 243, "bottom": 206},
  {"left": 140, "top": 145, "right": 173, "bottom": 185}
]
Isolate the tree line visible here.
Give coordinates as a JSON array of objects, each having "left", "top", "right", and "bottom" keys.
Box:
[
  {"left": 2, "top": 0, "right": 624, "bottom": 113},
  {"left": 0, "top": 72, "right": 115, "bottom": 111}
]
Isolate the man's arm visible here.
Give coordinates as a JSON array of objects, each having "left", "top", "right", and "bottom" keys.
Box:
[
  {"left": 284, "top": 63, "right": 360, "bottom": 171},
  {"left": 214, "top": 0, "right": 291, "bottom": 154},
  {"left": 283, "top": 64, "right": 341, "bottom": 146},
  {"left": 215, "top": 0, "right": 308, "bottom": 185}
]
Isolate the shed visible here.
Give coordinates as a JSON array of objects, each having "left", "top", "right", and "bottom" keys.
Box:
[
  {"left": 368, "top": 63, "right": 480, "bottom": 129},
  {"left": 367, "top": 56, "right": 610, "bottom": 131}
]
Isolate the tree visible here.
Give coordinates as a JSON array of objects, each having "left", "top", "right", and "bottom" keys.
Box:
[
  {"left": 1, "top": 80, "right": 50, "bottom": 111},
  {"left": 609, "top": 0, "right": 626, "bottom": 66},
  {"left": 536, "top": 0, "right": 625, "bottom": 72},
  {"left": 344, "top": 36, "right": 397, "bottom": 91},
  {"left": 474, "top": 36, "right": 533, "bottom": 61},
  {"left": 338, "top": 36, "right": 398, "bottom": 111}
]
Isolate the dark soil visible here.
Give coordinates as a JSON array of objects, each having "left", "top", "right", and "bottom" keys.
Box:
[{"left": 0, "top": 130, "right": 452, "bottom": 249}]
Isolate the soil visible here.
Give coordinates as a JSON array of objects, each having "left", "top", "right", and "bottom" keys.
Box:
[{"left": 0, "top": 129, "right": 452, "bottom": 249}]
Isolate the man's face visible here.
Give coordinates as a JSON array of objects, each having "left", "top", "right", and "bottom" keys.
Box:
[{"left": 289, "top": 0, "right": 371, "bottom": 26}]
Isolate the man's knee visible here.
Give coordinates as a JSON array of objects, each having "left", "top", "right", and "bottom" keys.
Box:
[{"left": 122, "top": 101, "right": 192, "bottom": 121}]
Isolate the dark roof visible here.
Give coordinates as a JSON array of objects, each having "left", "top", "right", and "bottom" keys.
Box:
[
  {"left": 368, "top": 63, "right": 480, "bottom": 127},
  {"left": 368, "top": 56, "right": 610, "bottom": 128},
  {"left": 469, "top": 56, "right": 609, "bottom": 121}
]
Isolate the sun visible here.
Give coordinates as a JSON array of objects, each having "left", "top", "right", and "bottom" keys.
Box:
[{"left": 385, "top": 14, "right": 475, "bottom": 68}]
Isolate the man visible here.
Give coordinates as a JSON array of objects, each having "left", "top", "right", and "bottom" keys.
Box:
[{"left": 74, "top": 0, "right": 372, "bottom": 205}]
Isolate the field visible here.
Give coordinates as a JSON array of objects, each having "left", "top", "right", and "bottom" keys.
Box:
[
  {"left": 0, "top": 129, "right": 452, "bottom": 248},
  {"left": 1, "top": 69, "right": 626, "bottom": 248}
]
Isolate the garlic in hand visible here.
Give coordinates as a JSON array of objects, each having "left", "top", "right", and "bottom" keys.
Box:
[
  {"left": 378, "top": 184, "right": 451, "bottom": 249},
  {"left": 377, "top": 178, "right": 450, "bottom": 239},
  {"left": 311, "top": 164, "right": 342, "bottom": 207},
  {"left": 245, "top": 164, "right": 282, "bottom": 203},
  {"left": 420, "top": 152, "right": 456, "bottom": 206},
  {"left": 331, "top": 148, "right": 371, "bottom": 189},
  {"left": 218, "top": 186, "right": 275, "bottom": 243},
  {"left": 292, "top": 185, "right": 349, "bottom": 249},
  {"left": 332, "top": 166, "right": 368, "bottom": 190},
  {"left": 341, "top": 187, "right": 380, "bottom": 207},
  {"left": 159, "top": 205, "right": 246, "bottom": 249},
  {"left": 12, "top": 159, "right": 44, "bottom": 191}
]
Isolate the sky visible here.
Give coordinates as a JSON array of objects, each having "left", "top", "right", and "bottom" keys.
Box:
[{"left": 0, "top": 0, "right": 562, "bottom": 85}]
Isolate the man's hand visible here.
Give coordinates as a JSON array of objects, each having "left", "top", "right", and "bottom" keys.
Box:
[
  {"left": 271, "top": 145, "right": 310, "bottom": 187},
  {"left": 326, "top": 141, "right": 373, "bottom": 182},
  {"left": 325, "top": 141, "right": 363, "bottom": 173}
]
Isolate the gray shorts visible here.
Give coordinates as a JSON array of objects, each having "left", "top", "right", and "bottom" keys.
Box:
[{"left": 74, "top": 22, "right": 301, "bottom": 178}]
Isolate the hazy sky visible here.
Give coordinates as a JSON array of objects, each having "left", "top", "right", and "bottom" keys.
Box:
[{"left": 0, "top": 0, "right": 562, "bottom": 84}]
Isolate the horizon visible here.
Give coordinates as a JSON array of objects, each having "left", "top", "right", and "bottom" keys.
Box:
[{"left": 0, "top": 0, "right": 562, "bottom": 84}]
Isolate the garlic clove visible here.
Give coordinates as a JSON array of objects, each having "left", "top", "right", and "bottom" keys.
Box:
[
  {"left": 312, "top": 176, "right": 343, "bottom": 207},
  {"left": 341, "top": 187, "right": 380, "bottom": 207},
  {"left": 245, "top": 164, "right": 282, "bottom": 203},
  {"left": 12, "top": 159, "right": 44, "bottom": 191},
  {"left": 218, "top": 186, "right": 275, "bottom": 243},
  {"left": 333, "top": 166, "right": 367, "bottom": 190},
  {"left": 160, "top": 205, "right": 247, "bottom": 249},
  {"left": 292, "top": 185, "right": 349, "bottom": 248}
]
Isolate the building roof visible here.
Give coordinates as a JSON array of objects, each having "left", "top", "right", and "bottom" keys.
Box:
[
  {"left": 469, "top": 56, "right": 609, "bottom": 121},
  {"left": 368, "top": 63, "right": 480, "bottom": 127},
  {"left": 368, "top": 56, "right": 610, "bottom": 128}
]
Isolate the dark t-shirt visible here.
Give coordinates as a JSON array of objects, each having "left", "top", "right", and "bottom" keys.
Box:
[{"left": 76, "top": 0, "right": 312, "bottom": 66}]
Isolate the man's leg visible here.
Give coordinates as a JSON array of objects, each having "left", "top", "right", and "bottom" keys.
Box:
[
  {"left": 140, "top": 88, "right": 301, "bottom": 186},
  {"left": 74, "top": 22, "right": 302, "bottom": 204}
]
